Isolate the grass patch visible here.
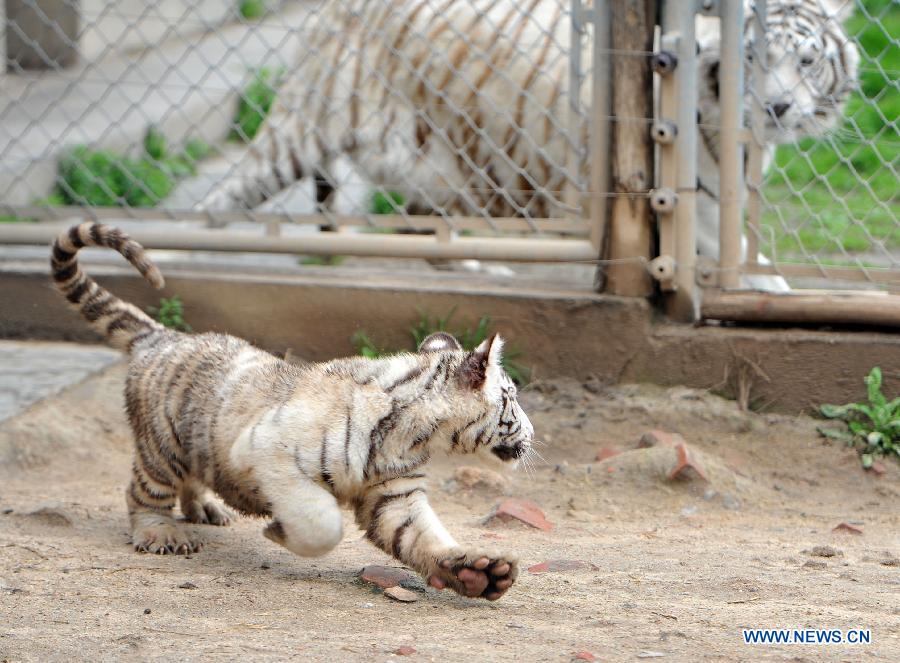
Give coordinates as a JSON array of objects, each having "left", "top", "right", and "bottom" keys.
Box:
[
  {"left": 372, "top": 191, "right": 406, "bottom": 215},
  {"left": 229, "top": 68, "right": 284, "bottom": 143},
  {"left": 352, "top": 308, "right": 530, "bottom": 385},
  {"left": 299, "top": 255, "right": 345, "bottom": 266},
  {"left": 238, "top": 0, "right": 267, "bottom": 20},
  {"left": 760, "top": 0, "right": 899, "bottom": 258},
  {"left": 46, "top": 128, "right": 210, "bottom": 208}
]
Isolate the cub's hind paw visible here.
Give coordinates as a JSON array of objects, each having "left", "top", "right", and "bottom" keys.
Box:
[
  {"left": 133, "top": 524, "right": 202, "bottom": 555},
  {"left": 182, "top": 498, "right": 232, "bottom": 526},
  {"left": 429, "top": 550, "right": 518, "bottom": 601}
]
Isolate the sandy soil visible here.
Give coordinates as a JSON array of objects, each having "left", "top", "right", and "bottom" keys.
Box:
[{"left": 1, "top": 360, "right": 898, "bottom": 662}]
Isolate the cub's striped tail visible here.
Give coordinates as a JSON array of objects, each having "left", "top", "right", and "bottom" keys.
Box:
[{"left": 51, "top": 222, "right": 166, "bottom": 351}]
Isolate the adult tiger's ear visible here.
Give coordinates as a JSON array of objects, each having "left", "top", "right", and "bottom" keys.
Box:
[
  {"left": 459, "top": 334, "right": 504, "bottom": 390},
  {"left": 418, "top": 332, "right": 462, "bottom": 353}
]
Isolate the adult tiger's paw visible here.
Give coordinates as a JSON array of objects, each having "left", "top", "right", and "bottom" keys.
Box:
[{"left": 429, "top": 550, "right": 518, "bottom": 601}]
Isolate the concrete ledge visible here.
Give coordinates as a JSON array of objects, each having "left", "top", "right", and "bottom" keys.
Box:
[{"left": 2, "top": 262, "right": 898, "bottom": 413}]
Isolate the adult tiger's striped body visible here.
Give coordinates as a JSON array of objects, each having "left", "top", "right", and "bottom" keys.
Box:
[
  {"left": 200, "top": 0, "right": 859, "bottom": 291},
  {"left": 51, "top": 222, "right": 534, "bottom": 601},
  {"left": 696, "top": 0, "right": 859, "bottom": 290}
]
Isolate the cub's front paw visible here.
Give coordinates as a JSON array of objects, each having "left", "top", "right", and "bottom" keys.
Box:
[{"left": 429, "top": 550, "right": 518, "bottom": 601}]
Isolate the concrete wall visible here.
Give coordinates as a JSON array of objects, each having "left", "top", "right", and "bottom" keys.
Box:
[{"left": 2, "top": 262, "right": 898, "bottom": 413}]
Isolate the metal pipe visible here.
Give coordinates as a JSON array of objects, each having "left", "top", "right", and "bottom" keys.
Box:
[
  {"left": 564, "top": 0, "right": 586, "bottom": 215},
  {"left": 661, "top": 0, "right": 699, "bottom": 318},
  {"left": 0, "top": 223, "right": 598, "bottom": 262},
  {"left": 745, "top": 0, "right": 767, "bottom": 267},
  {"left": 701, "top": 290, "right": 900, "bottom": 328},
  {"left": 589, "top": 0, "right": 612, "bottom": 260},
  {"left": 718, "top": 0, "right": 745, "bottom": 289}
]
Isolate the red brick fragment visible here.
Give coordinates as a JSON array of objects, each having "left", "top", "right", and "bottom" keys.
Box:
[
  {"left": 394, "top": 646, "right": 416, "bottom": 656},
  {"left": 595, "top": 446, "right": 621, "bottom": 461},
  {"left": 528, "top": 559, "right": 598, "bottom": 574},
  {"left": 870, "top": 461, "right": 886, "bottom": 476},
  {"left": 668, "top": 443, "right": 708, "bottom": 482},
  {"left": 638, "top": 429, "right": 685, "bottom": 449},
  {"left": 833, "top": 522, "right": 863, "bottom": 535},
  {"left": 491, "top": 498, "right": 554, "bottom": 531},
  {"left": 359, "top": 565, "right": 415, "bottom": 589},
  {"left": 574, "top": 652, "right": 596, "bottom": 662}
]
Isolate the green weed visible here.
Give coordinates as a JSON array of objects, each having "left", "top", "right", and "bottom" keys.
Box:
[
  {"left": 148, "top": 296, "right": 192, "bottom": 332},
  {"left": 818, "top": 366, "right": 899, "bottom": 468},
  {"left": 238, "top": 1, "right": 267, "bottom": 20},
  {"left": 372, "top": 191, "right": 407, "bottom": 215},
  {"left": 229, "top": 68, "right": 284, "bottom": 142}
]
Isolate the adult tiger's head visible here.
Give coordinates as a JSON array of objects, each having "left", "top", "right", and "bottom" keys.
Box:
[
  {"left": 698, "top": 0, "right": 860, "bottom": 145},
  {"left": 418, "top": 332, "right": 535, "bottom": 467}
]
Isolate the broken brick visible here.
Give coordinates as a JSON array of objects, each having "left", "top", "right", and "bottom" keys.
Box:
[
  {"left": 394, "top": 646, "right": 417, "bottom": 656},
  {"left": 833, "top": 522, "right": 863, "bottom": 535},
  {"left": 528, "top": 559, "right": 598, "bottom": 574},
  {"left": 870, "top": 461, "right": 886, "bottom": 476},
  {"left": 638, "top": 429, "right": 685, "bottom": 449},
  {"left": 573, "top": 652, "right": 596, "bottom": 662},
  {"left": 489, "top": 498, "right": 554, "bottom": 531},
  {"left": 384, "top": 586, "right": 418, "bottom": 602},
  {"left": 595, "top": 446, "right": 621, "bottom": 462},
  {"left": 668, "top": 443, "right": 708, "bottom": 482},
  {"left": 359, "top": 565, "right": 416, "bottom": 589}
]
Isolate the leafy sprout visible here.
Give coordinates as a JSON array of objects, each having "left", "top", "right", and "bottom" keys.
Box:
[{"left": 148, "top": 296, "right": 192, "bottom": 332}]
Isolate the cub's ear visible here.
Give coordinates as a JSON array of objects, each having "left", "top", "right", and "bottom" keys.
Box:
[
  {"left": 460, "top": 334, "right": 504, "bottom": 390},
  {"left": 418, "top": 332, "right": 462, "bottom": 353}
]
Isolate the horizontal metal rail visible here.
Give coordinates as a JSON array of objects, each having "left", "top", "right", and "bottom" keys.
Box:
[
  {"left": 0, "top": 223, "right": 597, "bottom": 262},
  {"left": 701, "top": 290, "right": 900, "bottom": 328}
]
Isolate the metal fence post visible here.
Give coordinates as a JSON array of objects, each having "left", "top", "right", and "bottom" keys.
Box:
[
  {"left": 718, "top": 0, "right": 745, "bottom": 289},
  {"left": 588, "top": 0, "right": 612, "bottom": 290},
  {"left": 657, "top": 0, "right": 699, "bottom": 319}
]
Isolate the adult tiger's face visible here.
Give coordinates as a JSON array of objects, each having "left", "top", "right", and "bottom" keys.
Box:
[{"left": 751, "top": 0, "right": 860, "bottom": 143}]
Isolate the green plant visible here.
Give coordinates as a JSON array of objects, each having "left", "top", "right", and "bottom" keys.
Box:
[
  {"left": 148, "top": 296, "right": 192, "bottom": 332},
  {"left": 50, "top": 128, "right": 209, "bottom": 208},
  {"left": 299, "top": 255, "right": 345, "bottom": 266},
  {"left": 229, "top": 68, "right": 284, "bottom": 142},
  {"left": 238, "top": 0, "right": 267, "bottom": 20},
  {"left": 353, "top": 307, "right": 530, "bottom": 384},
  {"left": 819, "top": 367, "right": 899, "bottom": 468},
  {"left": 372, "top": 190, "right": 406, "bottom": 215}
]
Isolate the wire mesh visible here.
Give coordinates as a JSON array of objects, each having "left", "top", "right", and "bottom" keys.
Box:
[
  {"left": 742, "top": 0, "right": 900, "bottom": 289},
  {"left": 0, "top": 0, "right": 593, "bottom": 237}
]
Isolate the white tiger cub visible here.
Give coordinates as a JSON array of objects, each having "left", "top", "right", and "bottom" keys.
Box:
[
  {"left": 199, "top": 0, "right": 858, "bottom": 291},
  {"left": 51, "top": 222, "right": 533, "bottom": 601},
  {"left": 695, "top": 0, "right": 860, "bottom": 291}
]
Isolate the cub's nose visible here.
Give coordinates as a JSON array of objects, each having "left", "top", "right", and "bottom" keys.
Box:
[{"left": 767, "top": 102, "right": 791, "bottom": 119}]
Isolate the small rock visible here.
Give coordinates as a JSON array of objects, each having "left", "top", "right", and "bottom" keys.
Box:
[
  {"left": 359, "top": 565, "right": 417, "bottom": 589},
  {"left": 488, "top": 498, "right": 554, "bottom": 531},
  {"left": 384, "top": 586, "right": 418, "bottom": 603},
  {"left": 1, "top": 508, "right": 12, "bottom": 515},
  {"left": 880, "top": 556, "right": 900, "bottom": 567},
  {"left": 178, "top": 582, "right": 197, "bottom": 589},
  {"left": 870, "top": 461, "right": 886, "bottom": 476},
  {"left": 449, "top": 466, "right": 510, "bottom": 495},
  {"left": 833, "top": 522, "right": 863, "bottom": 535},
  {"left": 573, "top": 652, "right": 596, "bottom": 662},
  {"left": 143, "top": 608, "right": 151, "bottom": 615},
  {"left": 595, "top": 446, "right": 621, "bottom": 462},
  {"left": 23, "top": 507, "right": 73, "bottom": 528},
  {"left": 637, "top": 652, "right": 666, "bottom": 659},
  {"left": 506, "top": 623, "right": 526, "bottom": 629},
  {"left": 260, "top": 563, "right": 270, "bottom": 570},
  {"left": 638, "top": 430, "right": 684, "bottom": 449},
  {"left": 528, "top": 559, "right": 598, "bottom": 574},
  {"left": 582, "top": 374, "right": 607, "bottom": 394},
  {"left": 810, "top": 545, "right": 841, "bottom": 558},
  {"left": 394, "top": 646, "right": 417, "bottom": 656},
  {"left": 803, "top": 560, "right": 827, "bottom": 569},
  {"left": 721, "top": 494, "right": 741, "bottom": 511},
  {"left": 668, "top": 444, "right": 708, "bottom": 482}
]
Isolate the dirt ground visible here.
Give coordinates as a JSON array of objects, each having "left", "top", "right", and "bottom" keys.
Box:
[{"left": 1, "top": 357, "right": 898, "bottom": 662}]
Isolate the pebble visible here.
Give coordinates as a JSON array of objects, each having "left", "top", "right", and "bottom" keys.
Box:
[
  {"left": 809, "top": 545, "right": 841, "bottom": 558},
  {"left": 143, "top": 608, "right": 151, "bottom": 615},
  {"left": 637, "top": 651, "right": 666, "bottom": 658},
  {"left": 384, "top": 586, "right": 418, "bottom": 603},
  {"left": 803, "top": 560, "right": 827, "bottom": 569},
  {"left": 394, "top": 646, "right": 416, "bottom": 656},
  {"left": 488, "top": 498, "right": 554, "bottom": 531},
  {"left": 833, "top": 522, "right": 864, "bottom": 535},
  {"left": 178, "top": 582, "right": 198, "bottom": 589}
]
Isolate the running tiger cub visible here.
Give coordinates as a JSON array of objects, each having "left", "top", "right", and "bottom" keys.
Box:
[{"left": 50, "top": 222, "right": 533, "bottom": 601}]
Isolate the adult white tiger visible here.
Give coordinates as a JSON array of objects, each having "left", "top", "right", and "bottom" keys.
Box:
[{"left": 200, "top": 0, "right": 859, "bottom": 291}]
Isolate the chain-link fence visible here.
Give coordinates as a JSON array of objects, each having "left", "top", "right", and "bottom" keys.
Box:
[
  {"left": 0, "top": 0, "right": 599, "bottom": 254},
  {"left": 743, "top": 0, "right": 899, "bottom": 290}
]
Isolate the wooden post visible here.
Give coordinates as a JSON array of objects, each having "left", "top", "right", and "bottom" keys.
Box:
[
  {"left": 601, "top": 0, "right": 655, "bottom": 297},
  {"left": 6, "top": 0, "right": 80, "bottom": 71}
]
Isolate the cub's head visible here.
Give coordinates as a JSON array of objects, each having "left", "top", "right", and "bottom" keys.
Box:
[{"left": 418, "top": 332, "right": 535, "bottom": 467}]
